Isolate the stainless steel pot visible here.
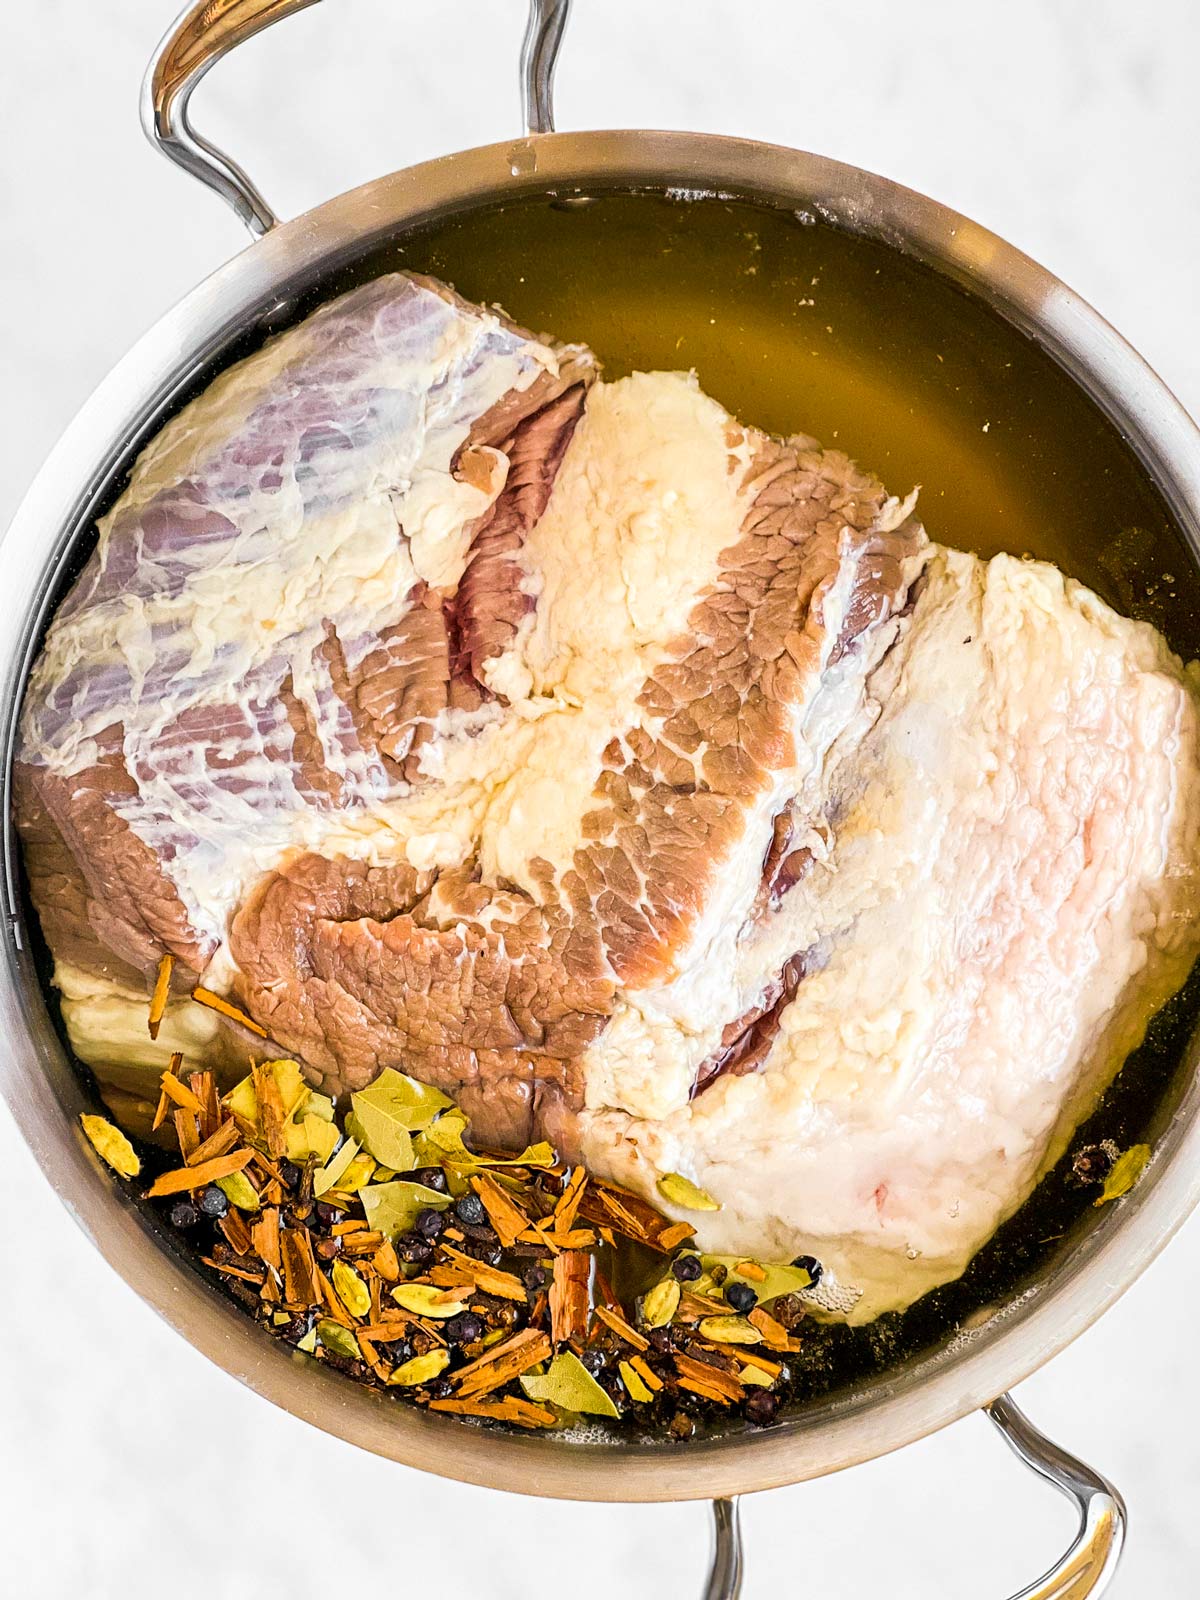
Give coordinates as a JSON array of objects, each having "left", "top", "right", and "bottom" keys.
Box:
[{"left": 4, "top": 2, "right": 1199, "bottom": 1594}]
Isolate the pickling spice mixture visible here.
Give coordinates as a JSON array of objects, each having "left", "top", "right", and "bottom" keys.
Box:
[{"left": 82, "top": 1055, "right": 828, "bottom": 1435}]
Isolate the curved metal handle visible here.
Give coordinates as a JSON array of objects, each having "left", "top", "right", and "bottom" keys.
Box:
[
  {"left": 704, "top": 1499, "right": 743, "bottom": 1600},
  {"left": 521, "top": 0, "right": 572, "bottom": 134},
  {"left": 700, "top": 1396, "right": 1123, "bottom": 1599},
  {"left": 141, "top": 0, "right": 323, "bottom": 238},
  {"left": 142, "top": 0, "right": 574, "bottom": 240},
  {"left": 987, "top": 1393, "right": 1126, "bottom": 1599}
]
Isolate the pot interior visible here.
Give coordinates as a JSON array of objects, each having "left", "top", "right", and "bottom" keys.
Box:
[
  {"left": 13, "top": 182, "right": 1200, "bottom": 1473},
  {"left": 343, "top": 190, "right": 1200, "bottom": 648}
]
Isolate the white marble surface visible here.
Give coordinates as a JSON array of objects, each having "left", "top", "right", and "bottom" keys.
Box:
[{"left": 2, "top": 2, "right": 1199, "bottom": 1593}]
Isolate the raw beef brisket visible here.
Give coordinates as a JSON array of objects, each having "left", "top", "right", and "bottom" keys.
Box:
[{"left": 16, "top": 271, "right": 1200, "bottom": 1318}]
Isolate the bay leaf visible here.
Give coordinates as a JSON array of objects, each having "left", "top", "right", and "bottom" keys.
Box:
[
  {"left": 313, "top": 1137, "right": 360, "bottom": 1199},
  {"left": 224, "top": 1075, "right": 259, "bottom": 1126},
  {"left": 415, "top": 1112, "right": 555, "bottom": 1177},
  {"left": 361, "top": 1180, "right": 452, "bottom": 1241},
  {"left": 335, "top": 1153, "right": 377, "bottom": 1194},
  {"left": 619, "top": 1359, "right": 653, "bottom": 1403},
  {"left": 264, "top": 1060, "right": 309, "bottom": 1118},
  {"left": 520, "top": 1352, "right": 620, "bottom": 1418},
  {"left": 657, "top": 1172, "right": 720, "bottom": 1212},
  {"left": 701, "top": 1255, "right": 814, "bottom": 1305},
  {"left": 354, "top": 1069, "right": 452, "bottom": 1133},
  {"left": 286, "top": 1112, "right": 339, "bottom": 1165},
  {"left": 347, "top": 1095, "right": 415, "bottom": 1173},
  {"left": 226, "top": 1059, "right": 308, "bottom": 1129},
  {"left": 487, "top": 1141, "right": 556, "bottom": 1170},
  {"left": 301, "top": 1090, "right": 336, "bottom": 1123},
  {"left": 414, "top": 1111, "right": 471, "bottom": 1164}
]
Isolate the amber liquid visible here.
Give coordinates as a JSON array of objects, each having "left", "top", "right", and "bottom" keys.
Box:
[{"left": 337, "top": 191, "right": 1200, "bottom": 656}]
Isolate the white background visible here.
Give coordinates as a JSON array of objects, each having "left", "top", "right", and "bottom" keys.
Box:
[{"left": 2, "top": 2, "right": 1199, "bottom": 1593}]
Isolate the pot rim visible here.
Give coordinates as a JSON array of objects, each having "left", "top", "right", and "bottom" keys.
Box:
[{"left": 3, "top": 127, "right": 1200, "bottom": 1502}]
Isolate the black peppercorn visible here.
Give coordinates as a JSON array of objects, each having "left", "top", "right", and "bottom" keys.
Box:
[
  {"left": 789, "top": 1253, "right": 823, "bottom": 1286},
  {"left": 397, "top": 1233, "right": 434, "bottom": 1264},
  {"left": 414, "top": 1206, "right": 444, "bottom": 1239},
  {"left": 770, "top": 1293, "right": 806, "bottom": 1331},
  {"left": 416, "top": 1167, "right": 448, "bottom": 1192},
  {"left": 468, "top": 1237, "right": 503, "bottom": 1267},
  {"left": 279, "top": 1161, "right": 302, "bottom": 1190},
  {"left": 169, "top": 1199, "right": 200, "bottom": 1229},
  {"left": 523, "top": 1264, "right": 547, "bottom": 1290},
  {"left": 198, "top": 1184, "right": 229, "bottom": 1219},
  {"left": 671, "top": 1253, "right": 702, "bottom": 1282},
  {"left": 444, "top": 1311, "right": 484, "bottom": 1345},
  {"left": 580, "top": 1349, "right": 606, "bottom": 1376},
  {"left": 744, "top": 1389, "right": 779, "bottom": 1426},
  {"left": 725, "top": 1281, "right": 758, "bottom": 1313},
  {"left": 454, "top": 1193, "right": 486, "bottom": 1226},
  {"left": 1072, "top": 1145, "right": 1116, "bottom": 1186}
]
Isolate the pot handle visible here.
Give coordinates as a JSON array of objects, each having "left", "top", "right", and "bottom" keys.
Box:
[
  {"left": 141, "top": 0, "right": 573, "bottom": 239},
  {"left": 143, "top": 13, "right": 1129, "bottom": 1587},
  {"left": 703, "top": 1393, "right": 1125, "bottom": 1599}
]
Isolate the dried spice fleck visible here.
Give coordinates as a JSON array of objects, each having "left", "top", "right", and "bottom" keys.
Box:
[
  {"left": 316, "top": 1320, "right": 363, "bottom": 1361},
  {"left": 216, "top": 1170, "right": 261, "bottom": 1212},
  {"left": 1095, "top": 1144, "right": 1152, "bottom": 1206},
  {"left": 80, "top": 1114, "right": 140, "bottom": 1179},
  {"left": 388, "top": 1348, "right": 451, "bottom": 1387},
  {"left": 332, "top": 1260, "right": 371, "bottom": 1319},
  {"left": 549, "top": 1251, "right": 591, "bottom": 1344},
  {"left": 147, "top": 953, "right": 174, "bottom": 1041},
  {"left": 147, "top": 1147, "right": 254, "bottom": 1197},
  {"left": 134, "top": 1049, "right": 824, "bottom": 1435},
  {"left": 190, "top": 986, "right": 268, "bottom": 1037},
  {"left": 391, "top": 1283, "right": 467, "bottom": 1320},
  {"left": 643, "top": 1278, "right": 682, "bottom": 1329},
  {"left": 698, "top": 1314, "right": 762, "bottom": 1345}
]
